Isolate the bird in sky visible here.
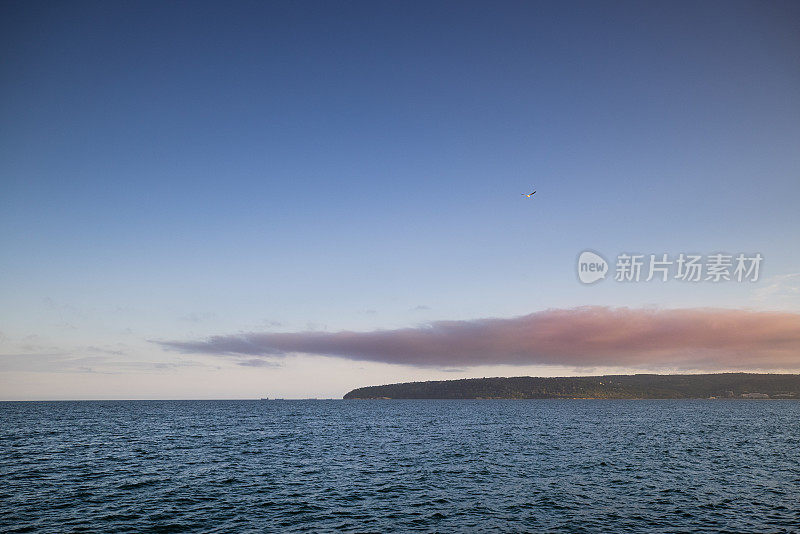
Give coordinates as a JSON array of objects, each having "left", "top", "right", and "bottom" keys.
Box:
[{"left": 521, "top": 189, "right": 536, "bottom": 197}]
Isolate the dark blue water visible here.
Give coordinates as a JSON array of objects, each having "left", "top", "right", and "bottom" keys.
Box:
[{"left": 1, "top": 400, "right": 799, "bottom": 533}]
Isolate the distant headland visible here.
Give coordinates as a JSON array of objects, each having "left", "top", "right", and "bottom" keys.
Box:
[{"left": 343, "top": 373, "right": 800, "bottom": 400}]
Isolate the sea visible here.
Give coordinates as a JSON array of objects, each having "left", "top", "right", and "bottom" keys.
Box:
[{"left": 1, "top": 399, "right": 798, "bottom": 533}]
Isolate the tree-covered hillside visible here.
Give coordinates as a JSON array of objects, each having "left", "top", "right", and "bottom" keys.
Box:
[{"left": 343, "top": 374, "right": 800, "bottom": 399}]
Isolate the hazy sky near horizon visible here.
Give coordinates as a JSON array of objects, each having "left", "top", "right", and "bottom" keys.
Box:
[{"left": 2, "top": 1, "right": 799, "bottom": 399}]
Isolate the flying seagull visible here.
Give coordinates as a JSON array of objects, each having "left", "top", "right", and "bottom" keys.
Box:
[{"left": 521, "top": 189, "right": 536, "bottom": 197}]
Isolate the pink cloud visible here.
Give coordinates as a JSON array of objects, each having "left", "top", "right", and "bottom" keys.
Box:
[{"left": 159, "top": 307, "right": 800, "bottom": 370}]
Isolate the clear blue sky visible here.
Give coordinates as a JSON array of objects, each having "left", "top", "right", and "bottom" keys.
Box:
[{"left": 1, "top": 1, "right": 799, "bottom": 399}]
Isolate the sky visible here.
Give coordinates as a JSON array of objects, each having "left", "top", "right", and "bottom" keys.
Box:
[{"left": 1, "top": 0, "right": 799, "bottom": 399}]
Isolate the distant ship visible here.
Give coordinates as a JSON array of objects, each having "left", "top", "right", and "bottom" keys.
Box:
[{"left": 259, "top": 397, "right": 269, "bottom": 400}]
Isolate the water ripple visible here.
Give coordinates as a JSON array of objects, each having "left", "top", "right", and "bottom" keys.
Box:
[{"left": 1, "top": 400, "right": 799, "bottom": 532}]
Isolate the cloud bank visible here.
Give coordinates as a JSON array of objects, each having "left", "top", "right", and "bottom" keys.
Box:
[{"left": 158, "top": 307, "right": 800, "bottom": 370}]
